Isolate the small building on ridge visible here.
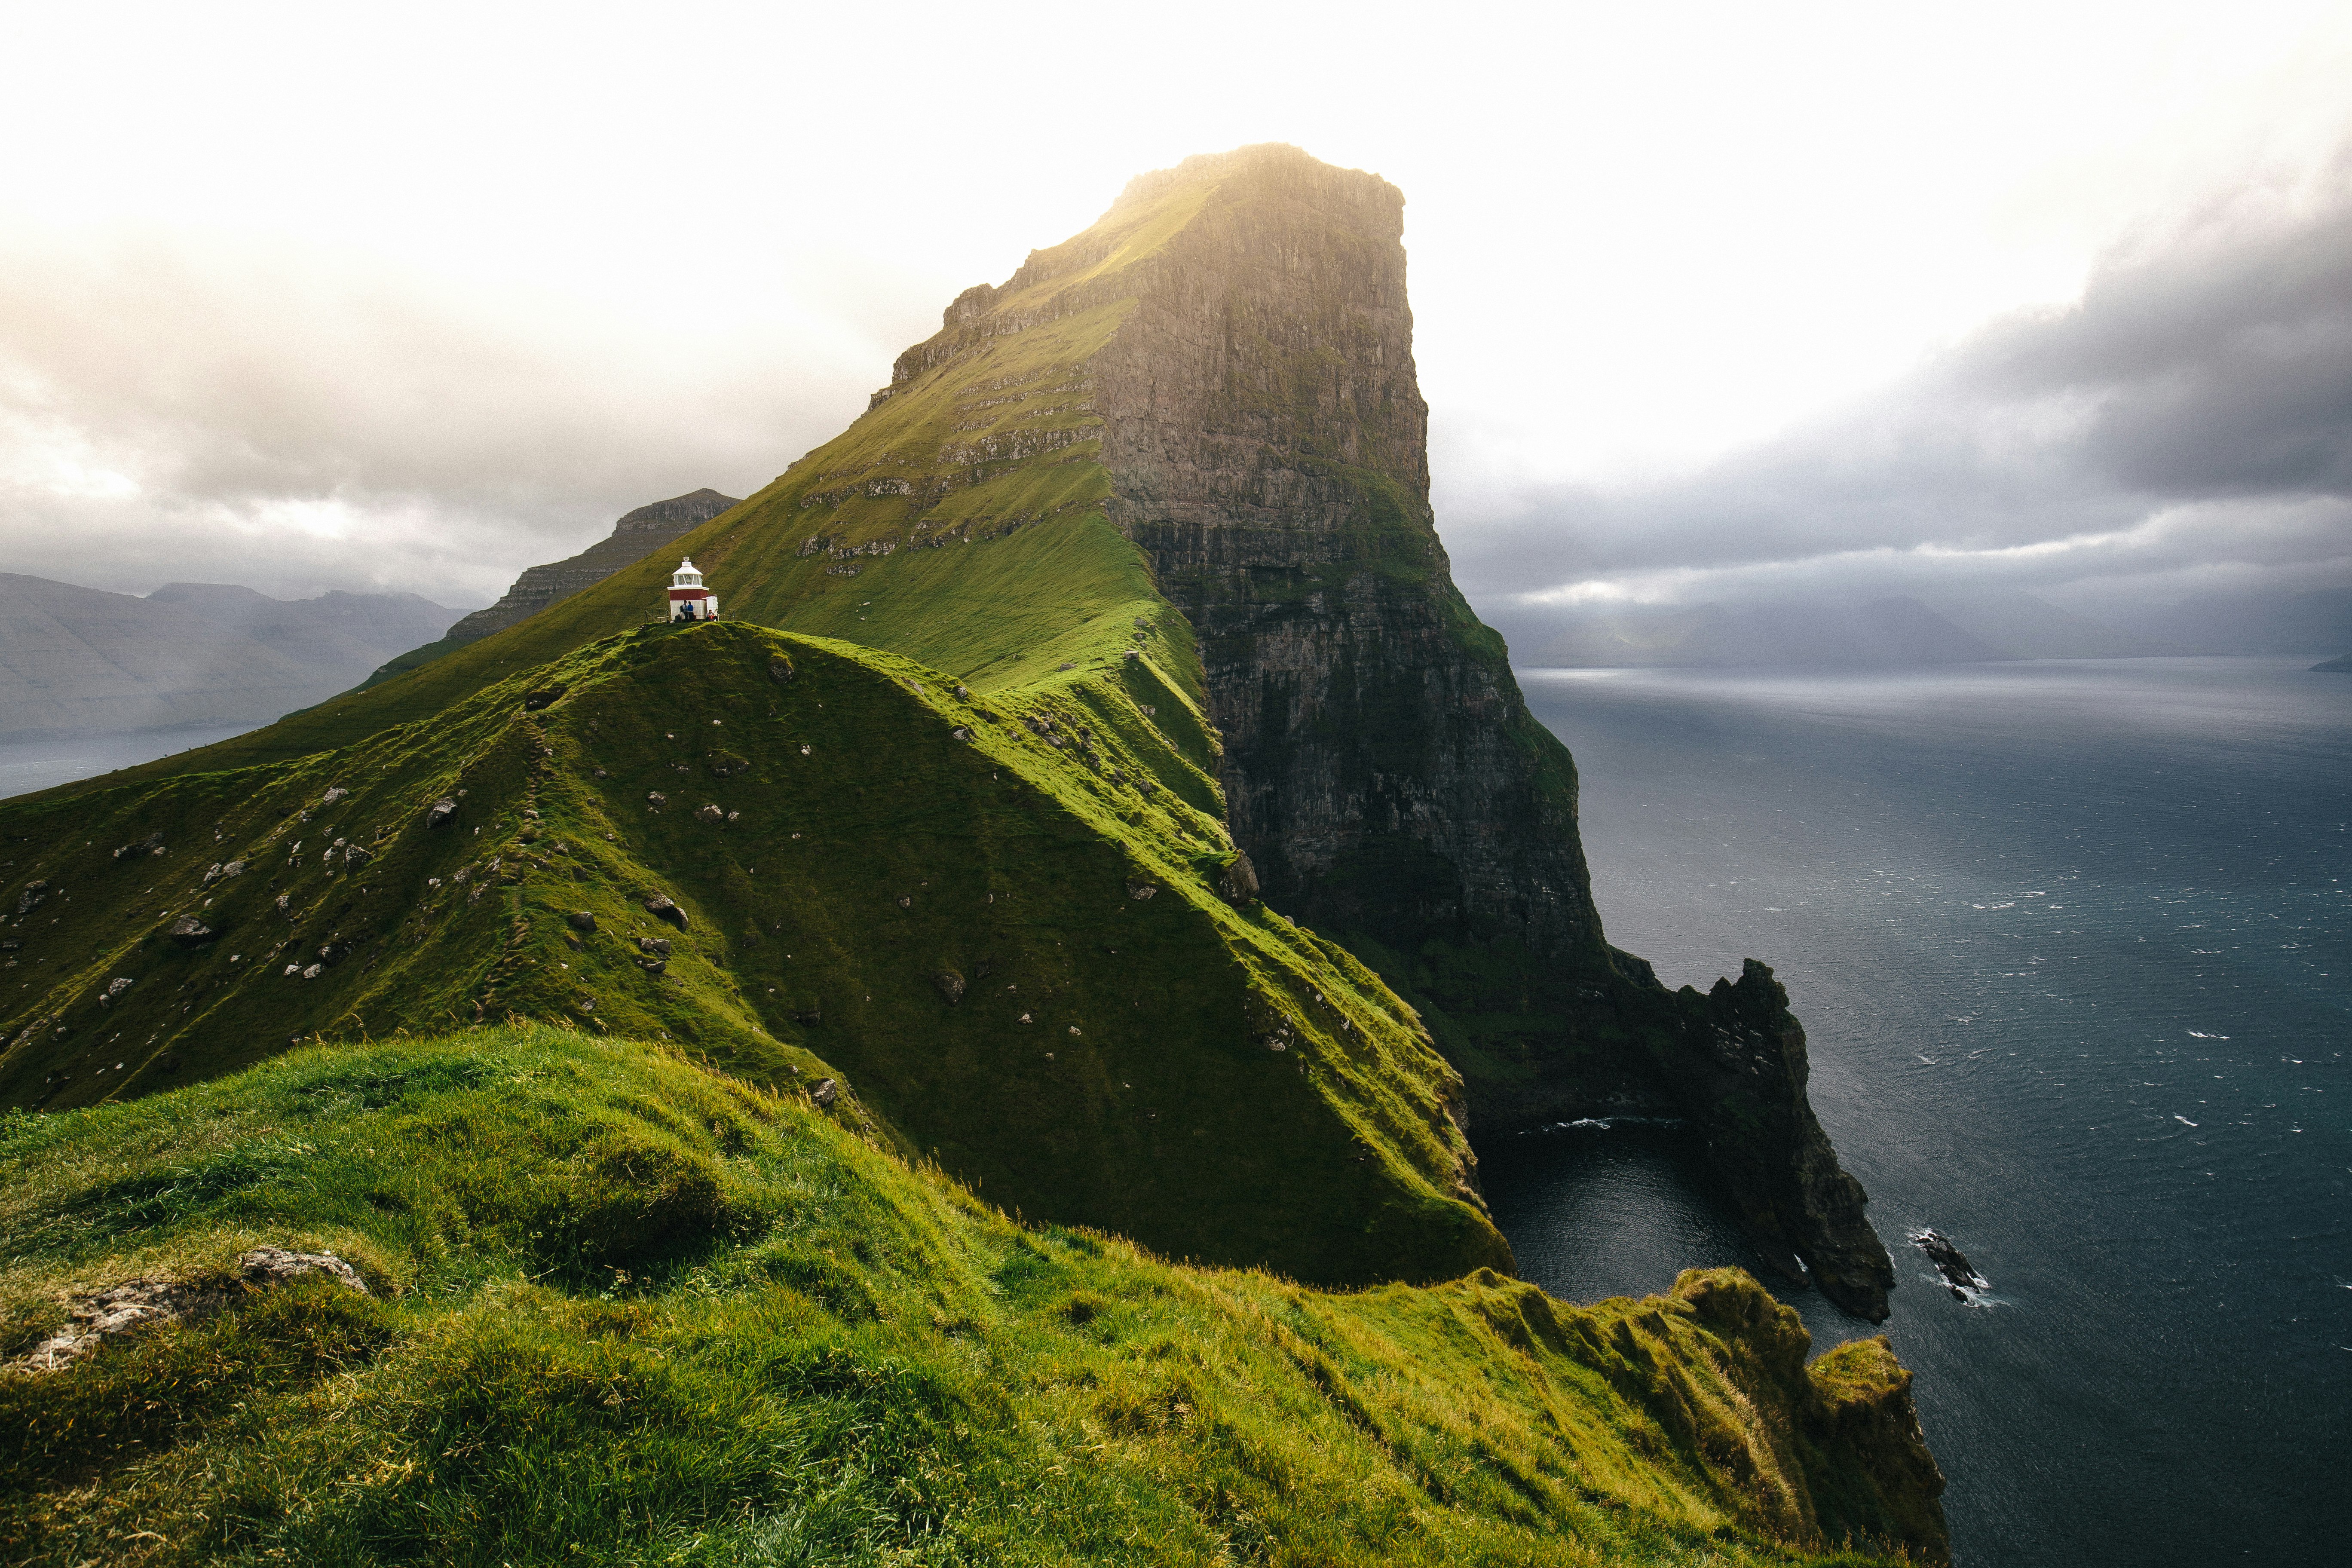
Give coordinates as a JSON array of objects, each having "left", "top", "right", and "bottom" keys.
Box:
[{"left": 668, "top": 558, "right": 718, "bottom": 622}]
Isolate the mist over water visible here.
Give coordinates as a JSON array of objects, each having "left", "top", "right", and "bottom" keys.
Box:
[
  {"left": 0, "top": 726, "right": 259, "bottom": 802},
  {"left": 1487, "top": 657, "right": 2351, "bottom": 1567}
]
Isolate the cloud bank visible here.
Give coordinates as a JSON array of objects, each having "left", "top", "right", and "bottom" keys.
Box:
[
  {"left": 1443, "top": 142, "right": 2352, "bottom": 628},
  {"left": 0, "top": 231, "right": 890, "bottom": 603}
]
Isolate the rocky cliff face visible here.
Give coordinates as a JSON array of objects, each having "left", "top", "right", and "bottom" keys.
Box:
[
  {"left": 906, "top": 144, "right": 1896, "bottom": 1316},
  {"left": 1090, "top": 150, "right": 1602, "bottom": 959},
  {"left": 442, "top": 489, "right": 741, "bottom": 647}
]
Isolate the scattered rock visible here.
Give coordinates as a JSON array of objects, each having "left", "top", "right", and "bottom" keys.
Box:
[
  {"left": 522, "top": 686, "right": 567, "bottom": 711},
  {"left": 9, "top": 1280, "right": 220, "bottom": 1372},
  {"left": 426, "top": 798, "right": 459, "bottom": 829},
  {"left": 1122, "top": 649, "right": 1139, "bottom": 661},
  {"left": 811, "top": 1078, "right": 839, "bottom": 1107},
  {"left": 1217, "top": 851, "right": 1261, "bottom": 907},
  {"left": 1058, "top": 661, "right": 1076, "bottom": 671},
  {"left": 240, "top": 1247, "right": 367, "bottom": 1292},
  {"left": 767, "top": 657, "right": 796, "bottom": 683},
  {"left": 638, "top": 958, "right": 667, "bottom": 976},
  {"left": 167, "top": 915, "right": 214, "bottom": 947},
  {"left": 12, "top": 881, "right": 46, "bottom": 916},
  {"left": 695, "top": 803, "right": 725, "bottom": 824},
  {"left": 1125, "top": 880, "right": 1158, "bottom": 901},
  {"left": 321, "top": 787, "right": 348, "bottom": 805},
  {"left": 103, "top": 977, "right": 133, "bottom": 1002},
  {"left": 932, "top": 970, "right": 966, "bottom": 1004},
  {"left": 566, "top": 910, "right": 597, "bottom": 933},
  {"left": 647, "top": 791, "right": 668, "bottom": 808},
  {"left": 950, "top": 726, "right": 972, "bottom": 742},
  {"left": 113, "top": 832, "right": 165, "bottom": 860},
  {"left": 637, "top": 936, "right": 671, "bottom": 958},
  {"left": 300, "top": 963, "right": 323, "bottom": 980},
  {"left": 954, "top": 685, "right": 969, "bottom": 699},
  {"left": 6, "top": 1248, "right": 368, "bottom": 1375}
]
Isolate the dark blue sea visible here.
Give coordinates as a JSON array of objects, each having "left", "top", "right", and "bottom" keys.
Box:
[{"left": 1483, "top": 656, "right": 2350, "bottom": 1565}]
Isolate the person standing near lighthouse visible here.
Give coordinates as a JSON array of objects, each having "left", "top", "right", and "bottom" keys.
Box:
[{"left": 667, "top": 558, "right": 719, "bottom": 622}]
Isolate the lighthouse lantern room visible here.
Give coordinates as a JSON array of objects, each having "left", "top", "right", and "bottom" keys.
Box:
[{"left": 667, "top": 558, "right": 719, "bottom": 622}]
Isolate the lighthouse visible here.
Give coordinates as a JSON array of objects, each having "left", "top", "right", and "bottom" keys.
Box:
[{"left": 667, "top": 558, "right": 718, "bottom": 622}]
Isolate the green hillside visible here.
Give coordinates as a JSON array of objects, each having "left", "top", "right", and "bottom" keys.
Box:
[
  {"left": 0, "top": 1027, "right": 1944, "bottom": 1566},
  {"left": 0, "top": 619, "right": 1503, "bottom": 1286}
]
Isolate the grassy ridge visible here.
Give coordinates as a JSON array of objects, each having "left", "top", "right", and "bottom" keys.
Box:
[
  {"left": 0, "top": 1027, "right": 1942, "bottom": 1566},
  {"left": 0, "top": 620, "right": 1506, "bottom": 1286}
]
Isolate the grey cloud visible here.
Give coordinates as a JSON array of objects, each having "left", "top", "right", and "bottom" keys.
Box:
[
  {"left": 1960, "top": 162, "right": 2352, "bottom": 500},
  {"left": 1445, "top": 145, "right": 2352, "bottom": 619}
]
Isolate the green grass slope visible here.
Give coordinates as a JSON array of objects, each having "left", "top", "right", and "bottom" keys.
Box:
[
  {"left": 0, "top": 1027, "right": 1946, "bottom": 1566},
  {"left": 0, "top": 620, "right": 1502, "bottom": 1286}
]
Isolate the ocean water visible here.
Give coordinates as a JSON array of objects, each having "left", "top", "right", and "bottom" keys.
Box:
[
  {"left": 1484, "top": 657, "right": 2350, "bottom": 1566},
  {"left": 0, "top": 726, "right": 257, "bottom": 802}
]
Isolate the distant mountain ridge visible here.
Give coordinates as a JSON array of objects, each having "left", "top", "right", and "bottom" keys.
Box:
[
  {"left": 361, "top": 488, "right": 741, "bottom": 688},
  {"left": 0, "top": 573, "right": 462, "bottom": 740}
]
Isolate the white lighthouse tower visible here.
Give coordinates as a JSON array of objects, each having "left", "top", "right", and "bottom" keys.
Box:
[{"left": 667, "top": 558, "right": 718, "bottom": 622}]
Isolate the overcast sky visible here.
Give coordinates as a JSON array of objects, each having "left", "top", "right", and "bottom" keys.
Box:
[{"left": 2, "top": 1, "right": 2347, "bottom": 616}]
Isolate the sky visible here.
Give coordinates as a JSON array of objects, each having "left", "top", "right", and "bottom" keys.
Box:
[{"left": 1, "top": 0, "right": 2347, "bottom": 624}]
